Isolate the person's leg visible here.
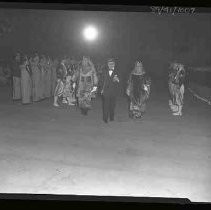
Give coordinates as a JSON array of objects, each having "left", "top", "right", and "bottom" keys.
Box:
[
  {"left": 102, "top": 95, "right": 109, "bottom": 123},
  {"left": 127, "top": 97, "right": 132, "bottom": 118},
  {"left": 109, "top": 95, "right": 116, "bottom": 121},
  {"left": 173, "top": 87, "right": 182, "bottom": 116},
  {"left": 53, "top": 96, "right": 59, "bottom": 106},
  {"left": 13, "top": 76, "right": 21, "bottom": 100}
]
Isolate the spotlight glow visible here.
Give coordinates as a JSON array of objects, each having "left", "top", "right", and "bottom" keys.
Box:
[{"left": 83, "top": 25, "right": 98, "bottom": 41}]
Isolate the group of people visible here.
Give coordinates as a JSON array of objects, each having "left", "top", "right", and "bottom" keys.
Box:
[
  {"left": 12, "top": 52, "right": 60, "bottom": 104},
  {"left": 53, "top": 56, "right": 99, "bottom": 116},
  {"left": 11, "top": 52, "right": 186, "bottom": 123},
  {"left": 52, "top": 56, "right": 153, "bottom": 122}
]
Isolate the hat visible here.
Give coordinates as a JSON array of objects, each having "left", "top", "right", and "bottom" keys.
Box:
[{"left": 108, "top": 58, "right": 115, "bottom": 63}]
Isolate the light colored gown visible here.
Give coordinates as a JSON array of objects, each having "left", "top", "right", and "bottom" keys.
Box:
[{"left": 20, "top": 62, "right": 32, "bottom": 104}]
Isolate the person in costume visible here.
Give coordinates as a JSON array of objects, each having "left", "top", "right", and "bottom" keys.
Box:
[
  {"left": 30, "top": 53, "right": 41, "bottom": 102},
  {"left": 12, "top": 53, "right": 21, "bottom": 100},
  {"left": 53, "top": 59, "right": 67, "bottom": 107},
  {"left": 74, "top": 56, "right": 98, "bottom": 115},
  {"left": 60, "top": 59, "right": 68, "bottom": 104},
  {"left": 45, "top": 56, "right": 52, "bottom": 98},
  {"left": 126, "top": 61, "right": 151, "bottom": 119},
  {"left": 20, "top": 55, "right": 32, "bottom": 104},
  {"left": 101, "top": 58, "right": 120, "bottom": 123},
  {"left": 39, "top": 55, "right": 47, "bottom": 100},
  {"left": 51, "top": 58, "right": 59, "bottom": 97},
  {"left": 62, "top": 59, "right": 77, "bottom": 106},
  {"left": 168, "top": 62, "right": 185, "bottom": 116}
]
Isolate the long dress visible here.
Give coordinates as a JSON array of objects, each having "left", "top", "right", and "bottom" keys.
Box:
[
  {"left": 46, "top": 62, "right": 52, "bottom": 98},
  {"left": 126, "top": 73, "right": 151, "bottom": 119},
  {"left": 31, "top": 61, "right": 40, "bottom": 102},
  {"left": 75, "top": 65, "right": 98, "bottom": 114},
  {"left": 20, "top": 63, "right": 32, "bottom": 104},
  {"left": 51, "top": 60, "right": 58, "bottom": 97},
  {"left": 12, "top": 61, "right": 21, "bottom": 100},
  {"left": 39, "top": 63, "right": 45, "bottom": 100}
]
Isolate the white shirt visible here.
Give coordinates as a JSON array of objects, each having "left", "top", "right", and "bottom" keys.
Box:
[{"left": 109, "top": 70, "right": 113, "bottom": 76}]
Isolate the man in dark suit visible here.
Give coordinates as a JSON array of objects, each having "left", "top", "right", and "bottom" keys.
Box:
[{"left": 101, "top": 58, "right": 120, "bottom": 123}]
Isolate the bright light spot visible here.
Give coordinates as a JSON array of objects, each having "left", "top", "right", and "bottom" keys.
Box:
[{"left": 83, "top": 25, "right": 98, "bottom": 41}]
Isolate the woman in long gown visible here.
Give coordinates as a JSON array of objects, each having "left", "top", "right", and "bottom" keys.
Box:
[
  {"left": 30, "top": 54, "right": 40, "bottom": 102},
  {"left": 44, "top": 57, "right": 52, "bottom": 98},
  {"left": 126, "top": 61, "right": 151, "bottom": 119},
  {"left": 20, "top": 56, "right": 32, "bottom": 104},
  {"left": 74, "top": 56, "right": 98, "bottom": 115},
  {"left": 168, "top": 62, "right": 185, "bottom": 116},
  {"left": 12, "top": 53, "right": 21, "bottom": 100},
  {"left": 39, "top": 55, "right": 46, "bottom": 100},
  {"left": 51, "top": 58, "right": 59, "bottom": 97}
]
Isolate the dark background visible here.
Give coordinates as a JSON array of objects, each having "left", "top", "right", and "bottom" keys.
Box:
[{"left": 0, "top": 8, "right": 211, "bottom": 87}]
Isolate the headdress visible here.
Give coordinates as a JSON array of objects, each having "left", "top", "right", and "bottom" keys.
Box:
[{"left": 132, "top": 61, "right": 145, "bottom": 75}]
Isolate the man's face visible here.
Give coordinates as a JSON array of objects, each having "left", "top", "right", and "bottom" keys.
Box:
[{"left": 108, "top": 61, "right": 115, "bottom": 70}]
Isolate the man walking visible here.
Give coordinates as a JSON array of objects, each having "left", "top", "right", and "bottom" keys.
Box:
[{"left": 101, "top": 58, "right": 120, "bottom": 123}]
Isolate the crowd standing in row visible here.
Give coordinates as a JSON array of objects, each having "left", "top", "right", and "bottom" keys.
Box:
[
  {"left": 12, "top": 53, "right": 59, "bottom": 104},
  {"left": 11, "top": 52, "right": 186, "bottom": 123}
]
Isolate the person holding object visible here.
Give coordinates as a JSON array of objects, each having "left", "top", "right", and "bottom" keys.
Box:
[{"left": 101, "top": 58, "right": 120, "bottom": 123}]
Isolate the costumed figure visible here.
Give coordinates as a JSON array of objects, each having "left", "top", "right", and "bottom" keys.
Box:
[
  {"left": 45, "top": 56, "right": 52, "bottom": 98},
  {"left": 75, "top": 56, "right": 98, "bottom": 115},
  {"left": 168, "top": 62, "right": 185, "bottom": 116},
  {"left": 60, "top": 59, "right": 68, "bottom": 104},
  {"left": 30, "top": 53, "right": 41, "bottom": 102},
  {"left": 12, "top": 53, "right": 21, "bottom": 100},
  {"left": 126, "top": 61, "right": 151, "bottom": 119},
  {"left": 96, "top": 63, "right": 104, "bottom": 96},
  {"left": 51, "top": 58, "right": 59, "bottom": 96},
  {"left": 62, "top": 59, "right": 77, "bottom": 106},
  {"left": 53, "top": 60, "right": 67, "bottom": 107},
  {"left": 39, "top": 55, "right": 47, "bottom": 100},
  {"left": 20, "top": 56, "right": 33, "bottom": 104}
]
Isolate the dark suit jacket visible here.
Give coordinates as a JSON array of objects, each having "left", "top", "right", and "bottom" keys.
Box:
[{"left": 102, "top": 67, "right": 119, "bottom": 96}]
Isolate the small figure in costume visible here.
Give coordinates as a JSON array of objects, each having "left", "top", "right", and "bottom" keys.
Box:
[
  {"left": 53, "top": 60, "right": 67, "bottom": 107},
  {"left": 168, "top": 62, "right": 186, "bottom": 116},
  {"left": 63, "top": 64, "right": 77, "bottom": 106}
]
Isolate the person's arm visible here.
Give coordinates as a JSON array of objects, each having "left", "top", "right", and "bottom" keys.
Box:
[
  {"left": 101, "top": 70, "right": 107, "bottom": 95},
  {"left": 126, "top": 75, "right": 131, "bottom": 96},
  {"left": 93, "top": 71, "right": 98, "bottom": 86}
]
